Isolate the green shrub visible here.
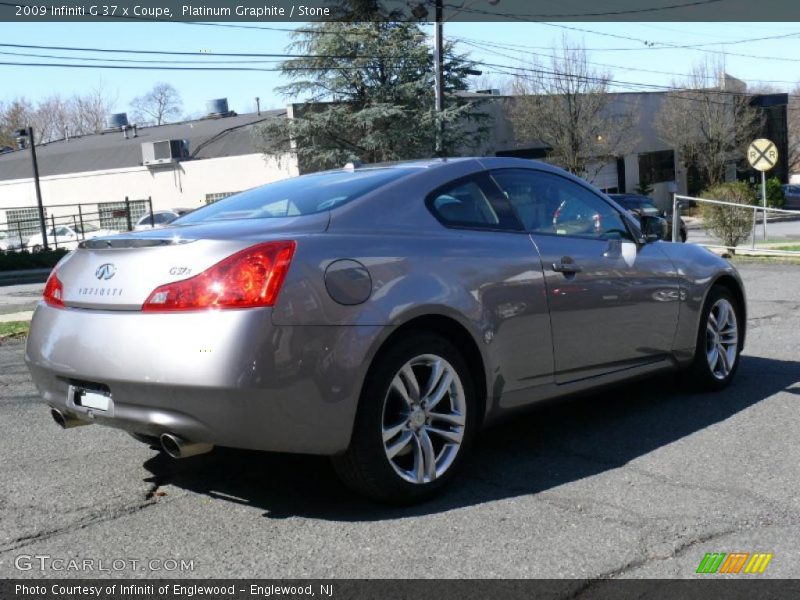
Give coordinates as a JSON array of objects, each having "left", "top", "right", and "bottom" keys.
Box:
[
  {"left": 634, "top": 178, "right": 654, "bottom": 196},
  {"left": 700, "top": 182, "right": 756, "bottom": 253},
  {"left": 765, "top": 176, "right": 785, "bottom": 208},
  {"left": 0, "top": 248, "right": 68, "bottom": 272}
]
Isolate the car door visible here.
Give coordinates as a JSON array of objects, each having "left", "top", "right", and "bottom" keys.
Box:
[
  {"left": 426, "top": 172, "right": 554, "bottom": 394},
  {"left": 490, "top": 168, "right": 680, "bottom": 384}
]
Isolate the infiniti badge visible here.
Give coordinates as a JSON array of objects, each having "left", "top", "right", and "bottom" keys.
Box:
[{"left": 95, "top": 263, "right": 117, "bottom": 280}]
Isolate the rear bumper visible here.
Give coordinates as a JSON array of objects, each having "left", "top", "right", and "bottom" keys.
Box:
[{"left": 25, "top": 303, "right": 383, "bottom": 455}]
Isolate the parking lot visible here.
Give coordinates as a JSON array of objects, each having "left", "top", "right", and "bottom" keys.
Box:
[{"left": 0, "top": 261, "right": 798, "bottom": 580}]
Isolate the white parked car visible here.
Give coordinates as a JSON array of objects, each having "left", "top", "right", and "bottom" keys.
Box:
[
  {"left": 0, "top": 230, "right": 28, "bottom": 251},
  {"left": 133, "top": 208, "right": 193, "bottom": 231},
  {"left": 27, "top": 223, "right": 119, "bottom": 251}
]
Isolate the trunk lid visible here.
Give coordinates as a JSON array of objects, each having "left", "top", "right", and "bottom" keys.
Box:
[{"left": 56, "top": 214, "right": 328, "bottom": 310}]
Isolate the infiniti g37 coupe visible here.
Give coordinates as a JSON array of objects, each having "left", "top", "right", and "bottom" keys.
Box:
[{"left": 26, "top": 158, "right": 746, "bottom": 502}]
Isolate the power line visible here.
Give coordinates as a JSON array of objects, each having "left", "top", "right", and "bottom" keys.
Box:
[
  {"left": 475, "top": 60, "right": 793, "bottom": 105},
  {"left": 0, "top": 61, "right": 406, "bottom": 72},
  {"left": 436, "top": 0, "right": 725, "bottom": 19},
  {"left": 0, "top": 49, "right": 287, "bottom": 65},
  {"left": 534, "top": 22, "right": 800, "bottom": 63},
  {"left": 458, "top": 37, "right": 800, "bottom": 86},
  {"left": 0, "top": 41, "right": 392, "bottom": 59}
]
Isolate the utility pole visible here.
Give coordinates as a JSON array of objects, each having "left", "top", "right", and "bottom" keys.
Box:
[
  {"left": 428, "top": 0, "right": 495, "bottom": 155},
  {"left": 433, "top": 0, "right": 444, "bottom": 156},
  {"left": 17, "top": 127, "right": 48, "bottom": 251}
]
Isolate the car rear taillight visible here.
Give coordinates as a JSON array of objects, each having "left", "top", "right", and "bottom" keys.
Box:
[
  {"left": 43, "top": 272, "right": 65, "bottom": 308},
  {"left": 142, "top": 241, "right": 296, "bottom": 312}
]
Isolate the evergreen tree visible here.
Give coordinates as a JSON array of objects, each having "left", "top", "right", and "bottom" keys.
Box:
[{"left": 255, "top": 21, "right": 489, "bottom": 171}]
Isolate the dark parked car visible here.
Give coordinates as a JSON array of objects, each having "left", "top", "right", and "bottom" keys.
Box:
[
  {"left": 27, "top": 158, "right": 744, "bottom": 503},
  {"left": 608, "top": 193, "right": 687, "bottom": 242},
  {"left": 781, "top": 184, "right": 800, "bottom": 210}
]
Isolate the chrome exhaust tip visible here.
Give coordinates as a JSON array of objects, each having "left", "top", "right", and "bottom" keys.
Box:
[
  {"left": 160, "top": 433, "right": 213, "bottom": 459},
  {"left": 51, "top": 408, "right": 92, "bottom": 429}
]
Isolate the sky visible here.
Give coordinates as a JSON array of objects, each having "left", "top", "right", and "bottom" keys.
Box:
[{"left": 2, "top": 20, "right": 800, "bottom": 118}]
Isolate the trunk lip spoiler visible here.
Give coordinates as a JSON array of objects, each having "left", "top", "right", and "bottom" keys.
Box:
[{"left": 79, "top": 237, "right": 196, "bottom": 249}]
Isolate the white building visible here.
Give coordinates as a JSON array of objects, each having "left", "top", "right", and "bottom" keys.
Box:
[{"left": 0, "top": 106, "right": 297, "bottom": 235}]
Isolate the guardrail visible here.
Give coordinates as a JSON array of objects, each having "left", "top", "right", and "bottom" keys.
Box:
[{"left": 673, "top": 193, "right": 800, "bottom": 256}]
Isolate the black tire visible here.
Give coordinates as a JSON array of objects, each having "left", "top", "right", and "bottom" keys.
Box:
[
  {"left": 688, "top": 285, "right": 743, "bottom": 391},
  {"left": 680, "top": 229, "right": 687, "bottom": 243},
  {"left": 333, "top": 332, "right": 477, "bottom": 504}
]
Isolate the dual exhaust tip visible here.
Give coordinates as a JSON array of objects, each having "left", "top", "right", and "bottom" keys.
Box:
[
  {"left": 50, "top": 408, "right": 213, "bottom": 459},
  {"left": 159, "top": 433, "right": 213, "bottom": 459}
]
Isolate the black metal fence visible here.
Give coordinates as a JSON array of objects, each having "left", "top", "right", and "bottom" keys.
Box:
[{"left": 0, "top": 196, "right": 154, "bottom": 252}]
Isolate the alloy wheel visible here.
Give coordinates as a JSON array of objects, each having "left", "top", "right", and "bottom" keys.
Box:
[
  {"left": 381, "top": 354, "right": 466, "bottom": 485},
  {"left": 705, "top": 298, "right": 739, "bottom": 380}
]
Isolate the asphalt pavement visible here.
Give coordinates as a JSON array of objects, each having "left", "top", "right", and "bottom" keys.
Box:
[{"left": 1, "top": 262, "right": 798, "bottom": 581}]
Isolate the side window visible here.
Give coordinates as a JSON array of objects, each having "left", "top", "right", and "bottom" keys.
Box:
[
  {"left": 428, "top": 175, "right": 519, "bottom": 230},
  {"left": 491, "top": 169, "right": 633, "bottom": 241}
]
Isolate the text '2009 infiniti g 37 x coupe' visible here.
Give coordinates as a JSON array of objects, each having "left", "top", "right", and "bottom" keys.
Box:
[{"left": 26, "top": 157, "right": 746, "bottom": 502}]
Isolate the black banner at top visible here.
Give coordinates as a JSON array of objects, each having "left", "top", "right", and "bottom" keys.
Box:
[{"left": 2, "top": 0, "right": 800, "bottom": 22}]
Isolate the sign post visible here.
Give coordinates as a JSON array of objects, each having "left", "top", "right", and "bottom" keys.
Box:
[{"left": 747, "top": 138, "right": 778, "bottom": 243}]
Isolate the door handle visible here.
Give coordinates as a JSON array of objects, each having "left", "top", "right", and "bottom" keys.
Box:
[{"left": 552, "top": 260, "right": 582, "bottom": 274}]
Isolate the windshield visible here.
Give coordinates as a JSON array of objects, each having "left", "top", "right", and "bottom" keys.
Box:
[
  {"left": 176, "top": 168, "right": 412, "bottom": 224},
  {"left": 75, "top": 223, "right": 99, "bottom": 233}
]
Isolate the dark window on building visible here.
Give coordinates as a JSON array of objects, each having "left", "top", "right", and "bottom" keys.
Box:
[
  {"left": 98, "top": 200, "right": 148, "bottom": 230},
  {"left": 638, "top": 150, "right": 675, "bottom": 184}
]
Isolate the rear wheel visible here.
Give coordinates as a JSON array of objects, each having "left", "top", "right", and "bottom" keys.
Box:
[
  {"left": 688, "top": 286, "right": 742, "bottom": 391},
  {"left": 333, "top": 332, "right": 477, "bottom": 503}
]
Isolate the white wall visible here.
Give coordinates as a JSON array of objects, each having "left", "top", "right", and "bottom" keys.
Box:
[{"left": 0, "top": 153, "right": 298, "bottom": 225}]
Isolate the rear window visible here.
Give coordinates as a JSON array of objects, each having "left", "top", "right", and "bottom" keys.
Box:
[{"left": 177, "top": 168, "right": 410, "bottom": 223}]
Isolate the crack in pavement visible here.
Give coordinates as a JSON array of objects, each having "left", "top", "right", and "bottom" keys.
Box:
[
  {"left": 565, "top": 524, "right": 769, "bottom": 599},
  {"left": 0, "top": 480, "right": 182, "bottom": 554}
]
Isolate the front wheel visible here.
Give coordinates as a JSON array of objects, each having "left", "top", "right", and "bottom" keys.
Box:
[
  {"left": 688, "top": 286, "right": 742, "bottom": 391},
  {"left": 333, "top": 332, "right": 477, "bottom": 503}
]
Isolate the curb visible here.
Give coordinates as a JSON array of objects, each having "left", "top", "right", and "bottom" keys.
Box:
[{"left": 0, "top": 311, "right": 33, "bottom": 323}]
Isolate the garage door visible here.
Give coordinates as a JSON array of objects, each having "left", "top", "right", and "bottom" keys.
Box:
[{"left": 586, "top": 161, "right": 619, "bottom": 193}]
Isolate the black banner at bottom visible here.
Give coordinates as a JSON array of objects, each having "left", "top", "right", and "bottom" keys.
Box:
[{"left": 3, "top": 579, "right": 800, "bottom": 600}]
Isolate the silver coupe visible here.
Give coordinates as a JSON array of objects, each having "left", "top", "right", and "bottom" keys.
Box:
[{"left": 26, "top": 158, "right": 746, "bottom": 502}]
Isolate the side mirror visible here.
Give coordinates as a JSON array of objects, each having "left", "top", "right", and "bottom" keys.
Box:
[{"left": 640, "top": 215, "right": 668, "bottom": 242}]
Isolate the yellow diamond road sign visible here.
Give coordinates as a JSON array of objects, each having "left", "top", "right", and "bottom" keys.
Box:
[{"left": 748, "top": 138, "right": 778, "bottom": 172}]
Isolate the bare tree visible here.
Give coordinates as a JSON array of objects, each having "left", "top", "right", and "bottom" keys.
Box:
[
  {"left": 656, "top": 60, "right": 760, "bottom": 189},
  {"left": 508, "top": 39, "right": 638, "bottom": 181},
  {"left": 0, "top": 84, "right": 117, "bottom": 146},
  {"left": 786, "top": 84, "right": 800, "bottom": 176},
  {"left": 130, "top": 83, "right": 183, "bottom": 126},
  {"left": 69, "top": 84, "right": 118, "bottom": 135},
  {"left": 30, "top": 95, "right": 71, "bottom": 142},
  {"left": 0, "top": 98, "right": 34, "bottom": 148}
]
